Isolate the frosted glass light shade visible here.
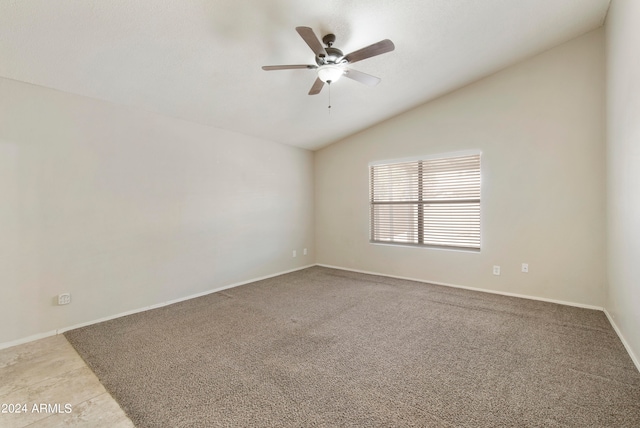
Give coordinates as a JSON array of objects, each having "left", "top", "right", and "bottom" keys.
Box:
[{"left": 317, "top": 65, "right": 344, "bottom": 83}]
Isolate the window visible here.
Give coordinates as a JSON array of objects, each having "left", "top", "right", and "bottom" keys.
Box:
[{"left": 370, "top": 152, "right": 481, "bottom": 250}]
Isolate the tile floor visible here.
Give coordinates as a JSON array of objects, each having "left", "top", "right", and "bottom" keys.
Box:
[{"left": 0, "top": 335, "right": 134, "bottom": 427}]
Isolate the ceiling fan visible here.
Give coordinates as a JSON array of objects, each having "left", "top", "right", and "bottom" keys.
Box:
[{"left": 262, "top": 27, "right": 395, "bottom": 95}]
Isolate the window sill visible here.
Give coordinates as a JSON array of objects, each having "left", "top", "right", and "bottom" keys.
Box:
[{"left": 369, "top": 240, "right": 481, "bottom": 253}]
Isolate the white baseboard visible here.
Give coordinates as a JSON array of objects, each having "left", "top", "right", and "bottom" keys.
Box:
[
  {"left": 603, "top": 308, "right": 640, "bottom": 373},
  {"left": 0, "top": 264, "right": 315, "bottom": 351},
  {"left": 0, "top": 330, "right": 60, "bottom": 351},
  {"left": 316, "top": 263, "right": 604, "bottom": 311}
]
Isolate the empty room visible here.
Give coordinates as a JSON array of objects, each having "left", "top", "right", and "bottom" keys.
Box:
[{"left": 1, "top": 0, "right": 639, "bottom": 427}]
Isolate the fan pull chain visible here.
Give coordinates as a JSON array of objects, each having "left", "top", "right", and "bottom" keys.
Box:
[{"left": 328, "top": 81, "right": 331, "bottom": 115}]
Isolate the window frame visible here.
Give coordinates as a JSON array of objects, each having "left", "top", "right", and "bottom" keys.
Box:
[{"left": 369, "top": 150, "right": 482, "bottom": 252}]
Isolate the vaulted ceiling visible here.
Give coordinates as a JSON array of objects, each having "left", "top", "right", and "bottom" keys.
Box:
[{"left": 0, "top": 0, "right": 610, "bottom": 150}]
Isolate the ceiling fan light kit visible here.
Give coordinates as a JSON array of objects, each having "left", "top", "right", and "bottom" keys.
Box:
[{"left": 262, "top": 26, "right": 395, "bottom": 96}]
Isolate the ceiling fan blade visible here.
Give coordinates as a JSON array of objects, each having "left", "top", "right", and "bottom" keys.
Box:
[
  {"left": 308, "top": 77, "right": 325, "bottom": 95},
  {"left": 296, "top": 26, "right": 327, "bottom": 57},
  {"left": 344, "top": 68, "right": 381, "bottom": 86},
  {"left": 344, "top": 39, "right": 395, "bottom": 64},
  {"left": 262, "top": 65, "right": 317, "bottom": 71}
]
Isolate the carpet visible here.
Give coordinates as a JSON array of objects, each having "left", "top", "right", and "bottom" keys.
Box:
[{"left": 65, "top": 266, "right": 640, "bottom": 427}]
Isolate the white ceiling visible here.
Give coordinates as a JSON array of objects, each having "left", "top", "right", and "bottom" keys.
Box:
[{"left": 0, "top": 0, "right": 610, "bottom": 150}]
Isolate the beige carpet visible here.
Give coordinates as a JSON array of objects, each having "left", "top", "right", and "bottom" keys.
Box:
[{"left": 65, "top": 266, "right": 640, "bottom": 427}]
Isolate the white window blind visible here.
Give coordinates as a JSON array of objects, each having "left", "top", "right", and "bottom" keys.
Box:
[{"left": 370, "top": 153, "right": 481, "bottom": 250}]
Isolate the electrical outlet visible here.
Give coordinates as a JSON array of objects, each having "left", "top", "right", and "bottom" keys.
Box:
[
  {"left": 303, "top": 248, "right": 307, "bottom": 256},
  {"left": 292, "top": 250, "right": 297, "bottom": 258},
  {"left": 58, "top": 293, "right": 71, "bottom": 305},
  {"left": 522, "top": 263, "right": 529, "bottom": 273},
  {"left": 493, "top": 266, "right": 501, "bottom": 276}
]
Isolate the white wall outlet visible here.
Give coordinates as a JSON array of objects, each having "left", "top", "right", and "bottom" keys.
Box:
[
  {"left": 303, "top": 248, "right": 307, "bottom": 256},
  {"left": 493, "top": 266, "right": 501, "bottom": 276},
  {"left": 522, "top": 263, "right": 529, "bottom": 273},
  {"left": 292, "top": 250, "right": 297, "bottom": 258},
  {"left": 58, "top": 293, "right": 71, "bottom": 305}
]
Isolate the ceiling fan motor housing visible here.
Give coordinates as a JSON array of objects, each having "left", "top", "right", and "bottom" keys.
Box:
[
  {"left": 315, "top": 34, "right": 345, "bottom": 66},
  {"left": 316, "top": 47, "right": 345, "bottom": 65}
]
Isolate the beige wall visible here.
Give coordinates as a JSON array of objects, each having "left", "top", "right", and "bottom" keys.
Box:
[
  {"left": 315, "top": 29, "right": 606, "bottom": 307},
  {"left": 605, "top": 0, "right": 640, "bottom": 365},
  {"left": 0, "top": 78, "right": 314, "bottom": 345}
]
